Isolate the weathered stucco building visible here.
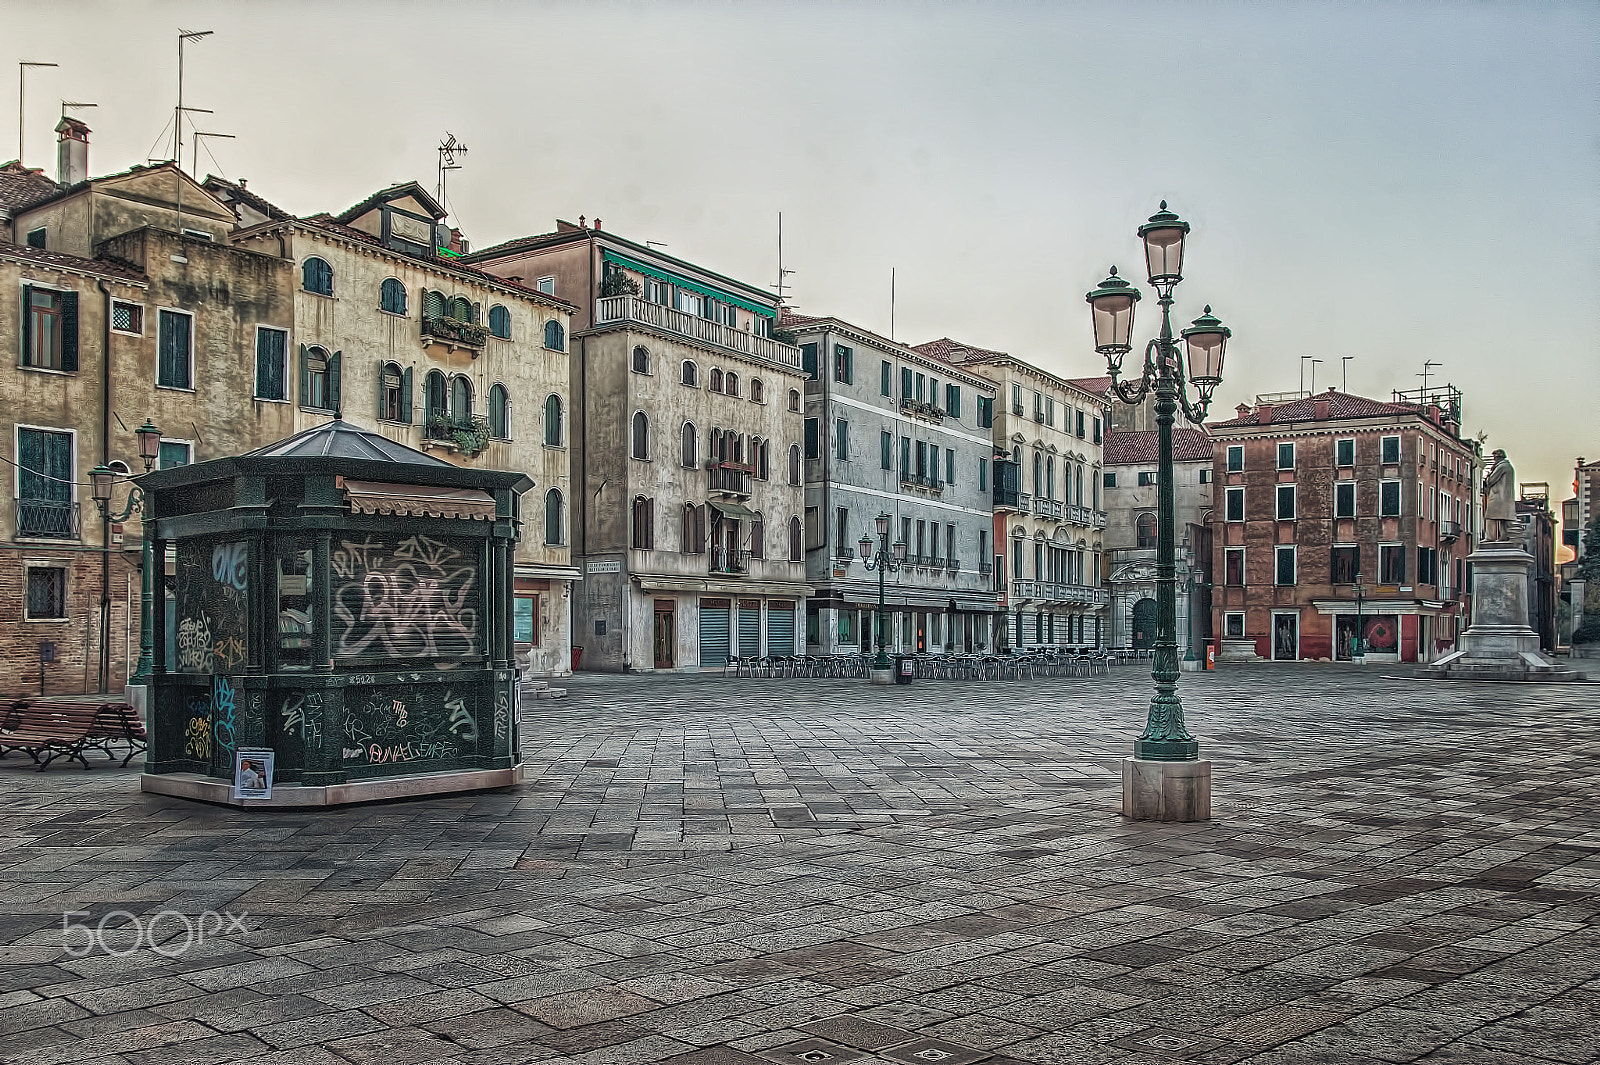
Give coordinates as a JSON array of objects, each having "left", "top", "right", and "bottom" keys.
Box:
[
  {"left": 914, "top": 339, "right": 1110, "bottom": 649},
  {"left": 227, "top": 182, "right": 579, "bottom": 677},
  {"left": 465, "top": 222, "right": 809, "bottom": 671},
  {"left": 1208, "top": 388, "right": 1477, "bottom": 663},
  {"left": 780, "top": 314, "right": 1000, "bottom": 656}
]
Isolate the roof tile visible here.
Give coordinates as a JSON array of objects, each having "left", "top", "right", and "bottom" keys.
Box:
[
  {"left": 1104, "top": 428, "right": 1213, "bottom": 465},
  {"left": 0, "top": 239, "right": 147, "bottom": 283},
  {"left": 1209, "top": 389, "right": 1433, "bottom": 428}
]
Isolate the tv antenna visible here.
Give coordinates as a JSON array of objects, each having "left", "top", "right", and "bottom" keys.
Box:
[
  {"left": 770, "top": 211, "right": 796, "bottom": 309},
  {"left": 1308, "top": 358, "right": 1323, "bottom": 394},
  {"left": 1341, "top": 355, "right": 1352, "bottom": 392},
  {"left": 18, "top": 61, "right": 58, "bottom": 167},
  {"left": 1419, "top": 359, "right": 1442, "bottom": 394},
  {"left": 436, "top": 132, "right": 467, "bottom": 210},
  {"left": 173, "top": 29, "right": 213, "bottom": 169}
]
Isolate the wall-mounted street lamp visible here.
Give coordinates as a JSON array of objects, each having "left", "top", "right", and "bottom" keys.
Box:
[
  {"left": 89, "top": 419, "right": 162, "bottom": 684},
  {"left": 859, "top": 512, "right": 908, "bottom": 677}
]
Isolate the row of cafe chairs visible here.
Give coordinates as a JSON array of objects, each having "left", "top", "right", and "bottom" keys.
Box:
[{"left": 724, "top": 647, "right": 1116, "bottom": 680}]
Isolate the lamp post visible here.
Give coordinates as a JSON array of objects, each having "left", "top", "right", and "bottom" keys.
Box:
[
  {"left": 1087, "top": 202, "right": 1231, "bottom": 821},
  {"left": 89, "top": 419, "right": 162, "bottom": 686},
  {"left": 859, "top": 513, "right": 907, "bottom": 683},
  {"left": 1353, "top": 572, "right": 1367, "bottom": 662}
]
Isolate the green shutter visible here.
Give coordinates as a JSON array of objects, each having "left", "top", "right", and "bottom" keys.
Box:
[
  {"left": 329, "top": 350, "right": 342, "bottom": 413},
  {"left": 299, "top": 344, "right": 310, "bottom": 406},
  {"left": 377, "top": 362, "right": 387, "bottom": 417},
  {"left": 59, "top": 291, "right": 78, "bottom": 371},
  {"left": 19, "top": 285, "right": 31, "bottom": 365},
  {"left": 401, "top": 366, "right": 413, "bottom": 424}
]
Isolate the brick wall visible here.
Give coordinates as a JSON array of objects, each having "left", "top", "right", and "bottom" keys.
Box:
[{"left": 0, "top": 547, "right": 141, "bottom": 696}]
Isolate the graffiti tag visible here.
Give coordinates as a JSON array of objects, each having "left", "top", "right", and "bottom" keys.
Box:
[
  {"left": 211, "top": 675, "right": 237, "bottom": 753},
  {"left": 176, "top": 613, "right": 212, "bottom": 673},
  {"left": 211, "top": 542, "right": 247, "bottom": 590}
]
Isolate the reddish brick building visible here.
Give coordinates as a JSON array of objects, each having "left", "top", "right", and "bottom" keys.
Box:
[{"left": 1209, "top": 389, "right": 1477, "bottom": 664}]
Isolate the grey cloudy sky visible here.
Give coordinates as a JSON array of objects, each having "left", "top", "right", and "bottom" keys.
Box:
[{"left": 14, "top": 0, "right": 1599, "bottom": 514}]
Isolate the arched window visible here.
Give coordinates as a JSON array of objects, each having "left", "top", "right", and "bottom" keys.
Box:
[
  {"left": 631, "top": 345, "right": 650, "bottom": 373},
  {"left": 380, "top": 277, "right": 406, "bottom": 314},
  {"left": 488, "top": 305, "right": 511, "bottom": 339},
  {"left": 1033, "top": 451, "right": 1044, "bottom": 496},
  {"left": 681, "top": 360, "right": 698, "bottom": 386},
  {"left": 422, "top": 289, "right": 445, "bottom": 319},
  {"left": 751, "top": 514, "right": 765, "bottom": 560},
  {"left": 682, "top": 503, "right": 705, "bottom": 554},
  {"left": 788, "top": 388, "right": 800, "bottom": 412},
  {"left": 545, "top": 319, "right": 566, "bottom": 352},
  {"left": 544, "top": 489, "right": 565, "bottom": 546},
  {"left": 788, "top": 443, "right": 802, "bottom": 485},
  {"left": 1136, "top": 512, "right": 1158, "bottom": 549},
  {"left": 708, "top": 367, "right": 723, "bottom": 393},
  {"left": 1012, "top": 444, "right": 1021, "bottom": 467},
  {"left": 681, "top": 422, "right": 698, "bottom": 468},
  {"left": 424, "top": 369, "right": 447, "bottom": 421},
  {"left": 543, "top": 394, "right": 563, "bottom": 446},
  {"left": 632, "top": 411, "right": 650, "bottom": 460},
  {"left": 1045, "top": 455, "right": 1055, "bottom": 500},
  {"left": 788, "top": 516, "right": 803, "bottom": 562},
  {"left": 448, "top": 295, "right": 473, "bottom": 322},
  {"left": 759, "top": 440, "right": 771, "bottom": 480},
  {"left": 632, "top": 496, "right": 655, "bottom": 549},
  {"left": 450, "top": 375, "right": 473, "bottom": 420},
  {"left": 724, "top": 371, "right": 739, "bottom": 398},
  {"left": 302, "top": 257, "right": 332, "bottom": 295},
  {"left": 751, "top": 378, "right": 764, "bottom": 403},
  {"left": 488, "top": 383, "right": 510, "bottom": 438},
  {"left": 299, "top": 345, "right": 340, "bottom": 411},
  {"left": 380, "top": 361, "right": 411, "bottom": 423}
]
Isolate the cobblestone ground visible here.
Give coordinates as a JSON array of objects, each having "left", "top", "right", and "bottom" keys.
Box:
[{"left": 1, "top": 664, "right": 1597, "bottom": 1065}]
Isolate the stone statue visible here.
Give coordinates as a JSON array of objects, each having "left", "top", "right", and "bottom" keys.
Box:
[{"left": 1481, "top": 448, "right": 1517, "bottom": 542}]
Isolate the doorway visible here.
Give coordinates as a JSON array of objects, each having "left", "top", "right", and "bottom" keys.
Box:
[
  {"left": 1131, "top": 597, "right": 1157, "bottom": 650},
  {"left": 1272, "top": 612, "right": 1299, "bottom": 661},
  {"left": 1335, "top": 615, "right": 1358, "bottom": 661},
  {"left": 653, "top": 600, "right": 675, "bottom": 669}
]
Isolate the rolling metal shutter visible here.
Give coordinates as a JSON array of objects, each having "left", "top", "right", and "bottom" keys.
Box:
[
  {"left": 699, "top": 598, "right": 730, "bottom": 667},
  {"left": 767, "top": 601, "right": 795, "bottom": 654},
  {"left": 738, "top": 600, "right": 761, "bottom": 657}
]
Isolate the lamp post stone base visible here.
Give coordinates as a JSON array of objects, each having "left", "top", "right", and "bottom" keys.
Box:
[
  {"left": 125, "top": 683, "right": 149, "bottom": 721},
  {"left": 1123, "top": 756, "right": 1211, "bottom": 822},
  {"left": 869, "top": 669, "right": 894, "bottom": 686}
]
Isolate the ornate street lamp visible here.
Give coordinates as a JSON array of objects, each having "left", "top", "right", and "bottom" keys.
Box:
[
  {"left": 1354, "top": 572, "right": 1367, "bottom": 661},
  {"left": 859, "top": 512, "right": 907, "bottom": 679},
  {"left": 89, "top": 419, "right": 162, "bottom": 684},
  {"left": 1087, "top": 203, "right": 1231, "bottom": 820}
]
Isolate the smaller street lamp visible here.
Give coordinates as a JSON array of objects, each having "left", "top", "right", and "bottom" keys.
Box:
[
  {"left": 1353, "top": 572, "right": 1367, "bottom": 662},
  {"left": 89, "top": 419, "right": 162, "bottom": 684},
  {"left": 859, "top": 512, "right": 907, "bottom": 676}
]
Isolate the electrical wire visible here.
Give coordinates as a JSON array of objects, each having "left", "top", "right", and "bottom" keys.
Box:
[{"left": 0, "top": 449, "right": 137, "bottom": 489}]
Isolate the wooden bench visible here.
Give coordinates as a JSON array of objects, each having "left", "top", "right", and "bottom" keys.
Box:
[{"left": 0, "top": 699, "right": 147, "bottom": 770}]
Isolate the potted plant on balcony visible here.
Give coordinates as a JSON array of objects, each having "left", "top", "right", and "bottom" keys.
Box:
[{"left": 452, "top": 419, "right": 491, "bottom": 458}]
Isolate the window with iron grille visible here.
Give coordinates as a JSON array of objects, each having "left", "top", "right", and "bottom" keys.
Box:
[
  {"left": 25, "top": 567, "right": 67, "bottom": 620},
  {"left": 110, "top": 301, "right": 142, "bottom": 335}
]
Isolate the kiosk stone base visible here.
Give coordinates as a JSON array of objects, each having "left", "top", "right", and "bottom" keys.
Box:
[
  {"left": 142, "top": 764, "right": 525, "bottom": 808},
  {"left": 1123, "top": 757, "right": 1212, "bottom": 822}
]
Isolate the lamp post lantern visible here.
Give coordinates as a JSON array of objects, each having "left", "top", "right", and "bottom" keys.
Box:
[
  {"left": 1087, "top": 202, "right": 1231, "bottom": 821},
  {"left": 859, "top": 512, "right": 907, "bottom": 682},
  {"left": 1353, "top": 572, "right": 1367, "bottom": 662},
  {"left": 89, "top": 419, "right": 162, "bottom": 686}
]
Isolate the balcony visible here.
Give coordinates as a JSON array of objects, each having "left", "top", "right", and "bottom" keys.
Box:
[
  {"left": 1439, "top": 519, "right": 1461, "bottom": 544},
  {"left": 16, "top": 499, "right": 80, "bottom": 539},
  {"left": 901, "top": 473, "right": 944, "bottom": 497},
  {"left": 899, "top": 397, "right": 944, "bottom": 425},
  {"left": 423, "top": 414, "right": 492, "bottom": 457},
  {"left": 708, "top": 462, "right": 753, "bottom": 498},
  {"left": 421, "top": 314, "right": 488, "bottom": 350},
  {"left": 994, "top": 486, "right": 1021, "bottom": 510},
  {"left": 1036, "top": 498, "right": 1065, "bottom": 520},
  {"left": 1011, "top": 579, "right": 1038, "bottom": 600},
  {"left": 1018, "top": 493, "right": 1033, "bottom": 514},
  {"left": 594, "top": 295, "right": 802, "bottom": 369},
  {"left": 1067, "top": 504, "right": 1093, "bottom": 526},
  {"left": 1093, "top": 510, "right": 1108, "bottom": 529},
  {"left": 978, "top": 561, "right": 994, "bottom": 576},
  {"left": 945, "top": 557, "right": 961, "bottom": 572},
  {"left": 710, "top": 546, "right": 751, "bottom": 575},
  {"left": 1009, "top": 579, "right": 1108, "bottom": 606}
]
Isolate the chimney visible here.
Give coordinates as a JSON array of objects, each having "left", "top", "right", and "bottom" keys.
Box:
[
  {"left": 1314, "top": 397, "right": 1331, "bottom": 420},
  {"left": 55, "top": 117, "right": 90, "bottom": 186},
  {"left": 1235, "top": 403, "right": 1251, "bottom": 418},
  {"left": 593, "top": 217, "right": 602, "bottom": 230},
  {"left": 1257, "top": 403, "right": 1274, "bottom": 423},
  {"left": 238, "top": 177, "right": 247, "bottom": 189},
  {"left": 579, "top": 214, "right": 587, "bottom": 229}
]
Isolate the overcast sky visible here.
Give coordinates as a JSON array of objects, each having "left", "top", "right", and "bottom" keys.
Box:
[{"left": 14, "top": 0, "right": 1599, "bottom": 523}]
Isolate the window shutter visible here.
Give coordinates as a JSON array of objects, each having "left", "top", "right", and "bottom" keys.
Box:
[
  {"left": 377, "top": 363, "right": 387, "bottom": 417},
  {"left": 19, "top": 285, "right": 32, "bottom": 365},
  {"left": 401, "top": 366, "right": 413, "bottom": 424},
  {"left": 59, "top": 291, "right": 78, "bottom": 371},
  {"left": 298, "top": 345, "right": 310, "bottom": 406},
  {"left": 329, "top": 351, "right": 342, "bottom": 413}
]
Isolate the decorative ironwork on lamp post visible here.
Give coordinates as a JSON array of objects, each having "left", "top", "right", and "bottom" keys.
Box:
[
  {"left": 1086, "top": 202, "right": 1231, "bottom": 762},
  {"left": 859, "top": 513, "right": 908, "bottom": 672},
  {"left": 1354, "top": 572, "right": 1367, "bottom": 659},
  {"left": 89, "top": 419, "right": 162, "bottom": 685}
]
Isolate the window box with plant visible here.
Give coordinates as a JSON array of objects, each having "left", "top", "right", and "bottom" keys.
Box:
[{"left": 424, "top": 413, "right": 493, "bottom": 457}]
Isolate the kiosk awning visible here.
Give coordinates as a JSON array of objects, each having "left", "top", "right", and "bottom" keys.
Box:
[{"left": 343, "top": 480, "right": 498, "bottom": 521}]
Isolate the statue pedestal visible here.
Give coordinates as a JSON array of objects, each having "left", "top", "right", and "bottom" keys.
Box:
[
  {"left": 1218, "top": 639, "right": 1262, "bottom": 663},
  {"left": 1425, "top": 543, "right": 1585, "bottom": 682}
]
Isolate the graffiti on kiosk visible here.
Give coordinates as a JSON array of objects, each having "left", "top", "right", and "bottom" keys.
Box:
[
  {"left": 211, "top": 634, "right": 247, "bottom": 670},
  {"left": 183, "top": 696, "right": 211, "bottom": 760},
  {"left": 493, "top": 688, "right": 509, "bottom": 742},
  {"left": 176, "top": 613, "right": 213, "bottom": 673},
  {"left": 445, "top": 689, "right": 477, "bottom": 743},
  {"left": 211, "top": 675, "right": 237, "bottom": 753},
  {"left": 331, "top": 535, "right": 479, "bottom": 661},
  {"left": 280, "top": 692, "right": 321, "bottom": 746},
  {"left": 211, "top": 542, "right": 247, "bottom": 590}
]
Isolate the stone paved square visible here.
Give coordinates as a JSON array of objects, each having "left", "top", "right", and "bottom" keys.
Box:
[{"left": 1, "top": 664, "right": 1596, "bottom": 1064}]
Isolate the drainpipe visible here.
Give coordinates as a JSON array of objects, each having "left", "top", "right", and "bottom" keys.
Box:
[{"left": 97, "top": 277, "right": 114, "bottom": 693}]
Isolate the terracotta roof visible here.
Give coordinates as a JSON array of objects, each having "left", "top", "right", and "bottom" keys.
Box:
[
  {"left": 0, "top": 239, "right": 147, "bottom": 283},
  {"left": 912, "top": 337, "right": 1008, "bottom": 365},
  {"left": 1066, "top": 375, "right": 1113, "bottom": 398},
  {"left": 462, "top": 230, "right": 572, "bottom": 261},
  {"left": 1208, "top": 389, "right": 1429, "bottom": 429},
  {"left": 0, "top": 160, "right": 59, "bottom": 212},
  {"left": 1104, "top": 428, "right": 1213, "bottom": 466},
  {"left": 202, "top": 175, "right": 293, "bottom": 222},
  {"left": 294, "top": 214, "right": 576, "bottom": 311}
]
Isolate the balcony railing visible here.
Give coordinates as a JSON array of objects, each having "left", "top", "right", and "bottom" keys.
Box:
[
  {"left": 1439, "top": 519, "right": 1461, "bottom": 543},
  {"left": 708, "top": 463, "right": 753, "bottom": 496},
  {"left": 1018, "top": 493, "right": 1033, "bottom": 514},
  {"left": 421, "top": 314, "right": 488, "bottom": 348},
  {"left": 978, "top": 561, "right": 994, "bottom": 576},
  {"left": 994, "top": 486, "right": 1020, "bottom": 510},
  {"left": 1037, "top": 498, "right": 1065, "bottom": 520},
  {"left": 899, "top": 397, "right": 944, "bottom": 424},
  {"left": 710, "top": 546, "right": 751, "bottom": 575},
  {"left": 1009, "top": 579, "right": 1109, "bottom": 606},
  {"left": 423, "top": 414, "right": 493, "bottom": 456},
  {"left": 1093, "top": 510, "right": 1108, "bottom": 528},
  {"left": 1067, "top": 504, "right": 1093, "bottom": 526},
  {"left": 594, "top": 295, "right": 802, "bottom": 369},
  {"left": 901, "top": 473, "right": 944, "bottom": 496},
  {"left": 16, "top": 499, "right": 80, "bottom": 539}
]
